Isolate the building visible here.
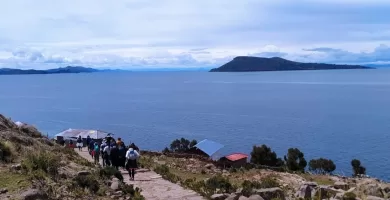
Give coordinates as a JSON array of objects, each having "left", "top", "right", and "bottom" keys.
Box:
[{"left": 219, "top": 153, "right": 248, "bottom": 168}]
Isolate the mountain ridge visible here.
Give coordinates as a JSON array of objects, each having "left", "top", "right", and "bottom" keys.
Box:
[
  {"left": 0, "top": 66, "right": 99, "bottom": 75},
  {"left": 210, "top": 56, "right": 373, "bottom": 72}
]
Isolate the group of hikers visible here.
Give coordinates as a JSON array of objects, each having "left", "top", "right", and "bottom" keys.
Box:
[{"left": 75, "top": 135, "right": 140, "bottom": 181}]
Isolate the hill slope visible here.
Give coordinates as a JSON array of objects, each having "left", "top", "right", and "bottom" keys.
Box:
[
  {"left": 210, "top": 56, "right": 372, "bottom": 72},
  {"left": 0, "top": 66, "right": 99, "bottom": 75}
]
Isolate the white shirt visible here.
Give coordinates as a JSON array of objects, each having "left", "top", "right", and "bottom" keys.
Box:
[
  {"left": 103, "top": 146, "right": 111, "bottom": 155},
  {"left": 126, "top": 149, "right": 140, "bottom": 160}
]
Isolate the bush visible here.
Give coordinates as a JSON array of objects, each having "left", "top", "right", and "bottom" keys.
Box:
[
  {"left": 99, "top": 166, "right": 123, "bottom": 182},
  {"left": 284, "top": 148, "right": 307, "bottom": 172},
  {"left": 351, "top": 159, "right": 366, "bottom": 176},
  {"left": 343, "top": 192, "right": 356, "bottom": 200},
  {"left": 250, "top": 145, "right": 284, "bottom": 167},
  {"left": 73, "top": 174, "right": 100, "bottom": 193},
  {"left": 309, "top": 158, "right": 336, "bottom": 174},
  {"left": 21, "top": 151, "right": 61, "bottom": 178},
  {"left": 204, "top": 175, "right": 235, "bottom": 194},
  {"left": 168, "top": 138, "right": 197, "bottom": 153},
  {"left": 241, "top": 175, "right": 280, "bottom": 196},
  {"left": 0, "top": 141, "right": 13, "bottom": 163}
]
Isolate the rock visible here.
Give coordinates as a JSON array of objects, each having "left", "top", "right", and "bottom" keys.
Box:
[
  {"left": 211, "top": 193, "right": 228, "bottom": 200},
  {"left": 360, "top": 184, "right": 384, "bottom": 198},
  {"left": 114, "top": 191, "right": 123, "bottom": 195},
  {"left": 248, "top": 194, "right": 265, "bottom": 200},
  {"left": 334, "top": 181, "right": 349, "bottom": 190},
  {"left": 238, "top": 196, "right": 249, "bottom": 200},
  {"left": 295, "top": 184, "right": 314, "bottom": 199},
  {"left": 11, "top": 164, "right": 21, "bottom": 171},
  {"left": 77, "top": 171, "right": 91, "bottom": 176},
  {"left": 226, "top": 194, "right": 239, "bottom": 200},
  {"left": 205, "top": 164, "right": 214, "bottom": 169},
  {"left": 253, "top": 187, "right": 285, "bottom": 200},
  {"left": 312, "top": 185, "right": 341, "bottom": 199},
  {"left": 19, "top": 189, "right": 48, "bottom": 200},
  {"left": 303, "top": 182, "right": 318, "bottom": 187},
  {"left": 0, "top": 188, "right": 8, "bottom": 194},
  {"left": 110, "top": 179, "right": 120, "bottom": 191},
  {"left": 366, "top": 195, "right": 385, "bottom": 200}
]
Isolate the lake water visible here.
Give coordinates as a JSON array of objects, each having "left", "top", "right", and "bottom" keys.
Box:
[{"left": 1, "top": 69, "right": 390, "bottom": 180}]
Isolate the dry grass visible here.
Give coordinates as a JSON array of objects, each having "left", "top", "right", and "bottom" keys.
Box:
[
  {"left": 0, "top": 169, "right": 30, "bottom": 192},
  {"left": 300, "top": 173, "right": 335, "bottom": 185}
]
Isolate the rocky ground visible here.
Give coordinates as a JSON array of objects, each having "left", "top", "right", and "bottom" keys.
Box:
[
  {"left": 141, "top": 153, "right": 390, "bottom": 200},
  {"left": 0, "top": 114, "right": 144, "bottom": 200}
]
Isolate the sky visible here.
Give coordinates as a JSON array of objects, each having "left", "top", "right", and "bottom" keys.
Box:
[{"left": 0, "top": 0, "right": 390, "bottom": 69}]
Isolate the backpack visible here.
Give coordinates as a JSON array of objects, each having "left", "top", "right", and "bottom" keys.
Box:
[
  {"left": 127, "top": 150, "right": 137, "bottom": 160},
  {"left": 94, "top": 145, "right": 99, "bottom": 152}
]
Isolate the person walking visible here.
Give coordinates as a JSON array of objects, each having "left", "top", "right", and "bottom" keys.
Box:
[
  {"left": 125, "top": 147, "right": 140, "bottom": 181},
  {"left": 76, "top": 136, "right": 83, "bottom": 151},
  {"left": 103, "top": 143, "right": 111, "bottom": 167},
  {"left": 118, "top": 143, "right": 127, "bottom": 169},
  {"left": 89, "top": 140, "right": 95, "bottom": 158},
  {"left": 110, "top": 144, "right": 119, "bottom": 170},
  {"left": 94, "top": 142, "right": 100, "bottom": 165},
  {"left": 86, "top": 135, "right": 91, "bottom": 151}
]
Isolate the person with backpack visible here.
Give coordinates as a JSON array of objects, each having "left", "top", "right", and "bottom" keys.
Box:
[
  {"left": 103, "top": 143, "right": 112, "bottom": 167},
  {"left": 94, "top": 142, "right": 100, "bottom": 165},
  {"left": 76, "top": 136, "right": 83, "bottom": 151},
  {"left": 89, "top": 140, "right": 95, "bottom": 158},
  {"left": 125, "top": 147, "right": 140, "bottom": 181},
  {"left": 86, "top": 135, "right": 91, "bottom": 151}
]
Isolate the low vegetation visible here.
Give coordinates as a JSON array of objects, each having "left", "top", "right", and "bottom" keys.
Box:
[
  {"left": 309, "top": 158, "right": 336, "bottom": 174},
  {"left": 351, "top": 159, "right": 366, "bottom": 176}
]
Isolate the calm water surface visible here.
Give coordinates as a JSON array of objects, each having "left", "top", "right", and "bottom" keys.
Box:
[{"left": 1, "top": 69, "right": 390, "bottom": 180}]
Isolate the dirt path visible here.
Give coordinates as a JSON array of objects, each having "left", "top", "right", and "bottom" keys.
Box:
[{"left": 75, "top": 149, "right": 204, "bottom": 200}]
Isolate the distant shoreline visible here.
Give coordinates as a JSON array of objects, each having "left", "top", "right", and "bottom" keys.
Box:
[{"left": 210, "top": 56, "right": 373, "bottom": 72}]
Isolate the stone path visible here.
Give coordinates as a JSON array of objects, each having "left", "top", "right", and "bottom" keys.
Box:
[{"left": 75, "top": 149, "right": 204, "bottom": 200}]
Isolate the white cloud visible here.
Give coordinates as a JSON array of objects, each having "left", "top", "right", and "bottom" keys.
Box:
[{"left": 0, "top": 0, "right": 390, "bottom": 69}]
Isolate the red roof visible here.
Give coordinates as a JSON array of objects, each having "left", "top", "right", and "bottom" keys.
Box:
[{"left": 225, "top": 153, "right": 248, "bottom": 161}]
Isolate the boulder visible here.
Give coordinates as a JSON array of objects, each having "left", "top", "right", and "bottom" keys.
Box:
[
  {"left": 77, "top": 171, "right": 91, "bottom": 176},
  {"left": 334, "top": 181, "right": 349, "bottom": 190},
  {"left": 211, "top": 194, "right": 228, "bottom": 200},
  {"left": 303, "top": 182, "right": 318, "bottom": 187},
  {"left": 110, "top": 179, "right": 120, "bottom": 191},
  {"left": 366, "top": 195, "right": 385, "bottom": 200},
  {"left": 238, "top": 196, "right": 249, "bottom": 200},
  {"left": 295, "top": 184, "right": 314, "bottom": 199},
  {"left": 248, "top": 194, "right": 265, "bottom": 200},
  {"left": 0, "top": 188, "right": 8, "bottom": 194},
  {"left": 360, "top": 184, "right": 384, "bottom": 198},
  {"left": 312, "top": 185, "right": 341, "bottom": 199},
  {"left": 253, "top": 187, "right": 285, "bottom": 200},
  {"left": 205, "top": 164, "right": 214, "bottom": 169},
  {"left": 19, "top": 189, "right": 48, "bottom": 200},
  {"left": 226, "top": 194, "right": 239, "bottom": 200},
  {"left": 10, "top": 164, "right": 21, "bottom": 171}
]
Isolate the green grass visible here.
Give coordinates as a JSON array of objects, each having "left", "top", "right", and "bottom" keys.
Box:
[
  {"left": 0, "top": 171, "right": 30, "bottom": 192},
  {"left": 301, "top": 173, "right": 335, "bottom": 185}
]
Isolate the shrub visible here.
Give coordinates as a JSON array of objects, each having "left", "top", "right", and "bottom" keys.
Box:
[
  {"left": 154, "top": 165, "right": 180, "bottom": 183},
  {"left": 99, "top": 166, "right": 123, "bottom": 182},
  {"left": 343, "top": 192, "right": 356, "bottom": 200},
  {"left": 73, "top": 174, "right": 100, "bottom": 193},
  {"left": 351, "top": 159, "right": 366, "bottom": 176},
  {"left": 250, "top": 145, "right": 284, "bottom": 167},
  {"left": 241, "top": 175, "right": 280, "bottom": 196},
  {"left": 204, "top": 175, "right": 235, "bottom": 194},
  {"left": 21, "top": 151, "right": 60, "bottom": 178},
  {"left": 120, "top": 182, "right": 143, "bottom": 198},
  {"left": 309, "top": 158, "right": 336, "bottom": 174},
  {"left": 168, "top": 138, "right": 197, "bottom": 153},
  {"left": 0, "top": 141, "right": 13, "bottom": 163},
  {"left": 284, "top": 148, "right": 307, "bottom": 172}
]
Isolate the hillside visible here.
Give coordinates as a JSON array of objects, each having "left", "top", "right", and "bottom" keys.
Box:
[
  {"left": 0, "top": 114, "right": 143, "bottom": 200},
  {"left": 210, "top": 56, "right": 372, "bottom": 72},
  {"left": 0, "top": 66, "right": 99, "bottom": 75}
]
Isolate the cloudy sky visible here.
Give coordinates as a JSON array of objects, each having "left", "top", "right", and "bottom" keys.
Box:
[{"left": 0, "top": 0, "right": 390, "bottom": 69}]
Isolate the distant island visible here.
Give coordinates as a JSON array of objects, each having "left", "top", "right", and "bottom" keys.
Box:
[
  {"left": 210, "top": 56, "right": 373, "bottom": 72},
  {"left": 0, "top": 66, "right": 101, "bottom": 75}
]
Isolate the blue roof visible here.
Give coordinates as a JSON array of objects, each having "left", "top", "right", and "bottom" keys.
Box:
[{"left": 195, "top": 139, "right": 224, "bottom": 157}]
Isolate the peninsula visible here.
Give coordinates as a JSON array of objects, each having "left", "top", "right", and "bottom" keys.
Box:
[
  {"left": 0, "top": 66, "right": 100, "bottom": 75},
  {"left": 210, "top": 56, "right": 372, "bottom": 72}
]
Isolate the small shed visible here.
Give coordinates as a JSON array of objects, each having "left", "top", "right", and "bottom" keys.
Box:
[{"left": 219, "top": 153, "right": 248, "bottom": 168}]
